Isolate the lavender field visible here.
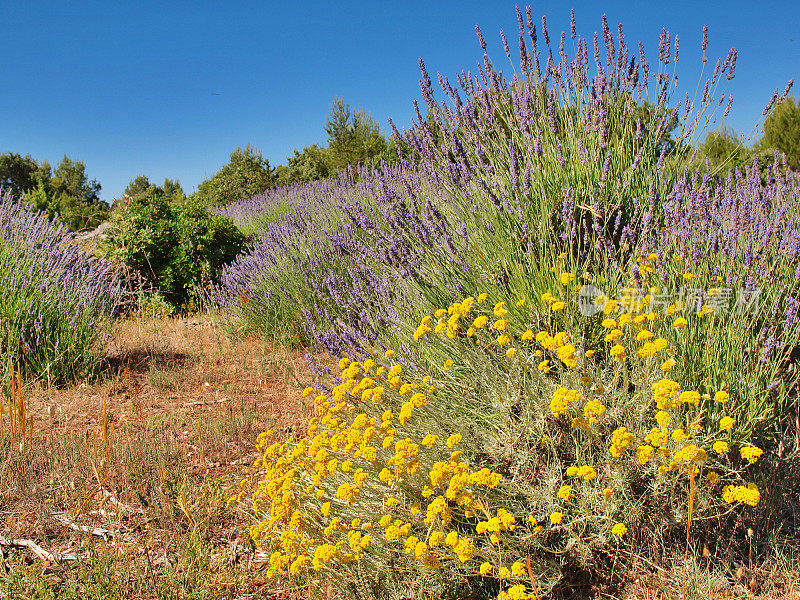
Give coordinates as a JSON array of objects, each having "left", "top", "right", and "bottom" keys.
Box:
[
  {"left": 205, "top": 11, "right": 800, "bottom": 598},
  {"left": 2, "top": 6, "right": 800, "bottom": 600}
]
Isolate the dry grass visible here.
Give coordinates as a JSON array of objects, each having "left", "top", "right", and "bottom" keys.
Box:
[
  {"left": 0, "top": 314, "right": 318, "bottom": 599},
  {"left": 0, "top": 314, "right": 797, "bottom": 599}
]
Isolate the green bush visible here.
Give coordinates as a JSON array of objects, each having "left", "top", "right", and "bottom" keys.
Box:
[{"left": 104, "top": 191, "right": 244, "bottom": 309}]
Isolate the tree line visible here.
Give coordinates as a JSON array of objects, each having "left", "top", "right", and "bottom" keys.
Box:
[
  {"left": 0, "top": 97, "right": 395, "bottom": 228},
  {"left": 1, "top": 96, "right": 799, "bottom": 231}
]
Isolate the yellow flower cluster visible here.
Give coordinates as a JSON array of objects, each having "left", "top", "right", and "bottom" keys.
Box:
[
  {"left": 248, "top": 344, "right": 550, "bottom": 585},
  {"left": 566, "top": 465, "right": 597, "bottom": 480},
  {"left": 740, "top": 446, "right": 763, "bottom": 464},
  {"left": 475, "top": 508, "right": 516, "bottom": 544},
  {"left": 722, "top": 483, "right": 761, "bottom": 507},
  {"left": 652, "top": 379, "right": 680, "bottom": 409},
  {"left": 246, "top": 287, "right": 768, "bottom": 593},
  {"left": 550, "top": 387, "right": 582, "bottom": 417},
  {"left": 611, "top": 523, "right": 628, "bottom": 537},
  {"left": 607, "top": 427, "right": 633, "bottom": 457},
  {"left": 497, "top": 584, "right": 535, "bottom": 600}
]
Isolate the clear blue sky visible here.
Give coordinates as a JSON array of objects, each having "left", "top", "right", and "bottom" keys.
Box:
[{"left": 1, "top": 0, "right": 798, "bottom": 203}]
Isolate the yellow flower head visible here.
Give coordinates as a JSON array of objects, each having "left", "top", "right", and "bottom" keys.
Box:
[
  {"left": 654, "top": 410, "right": 672, "bottom": 427},
  {"left": 446, "top": 433, "right": 462, "bottom": 449},
  {"left": 609, "top": 344, "right": 626, "bottom": 362},
  {"left": 636, "top": 445, "right": 654, "bottom": 465},
  {"left": 671, "top": 429, "right": 688, "bottom": 443},
  {"left": 713, "top": 441, "right": 729, "bottom": 454},
  {"left": 550, "top": 511, "right": 563, "bottom": 525},
  {"left": 740, "top": 446, "right": 763, "bottom": 464},
  {"left": 611, "top": 523, "right": 628, "bottom": 537},
  {"left": 673, "top": 317, "right": 688, "bottom": 328},
  {"left": 496, "top": 334, "right": 512, "bottom": 345},
  {"left": 473, "top": 315, "right": 488, "bottom": 329},
  {"left": 720, "top": 416, "right": 734, "bottom": 431},
  {"left": 493, "top": 319, "right": 508, "bottom": 331},
  {"left": 679, "top": 390, "right": 701, "bottom": 405}
]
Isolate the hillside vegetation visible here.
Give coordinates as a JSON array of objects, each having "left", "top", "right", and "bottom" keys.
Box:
[{"left": 1, "top": 7, "right": 799, "bottom": 600}]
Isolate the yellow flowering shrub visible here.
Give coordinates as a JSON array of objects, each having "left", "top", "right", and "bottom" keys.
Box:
[{"left": 244, "top": 289, "right": 769, "bottom": 598}]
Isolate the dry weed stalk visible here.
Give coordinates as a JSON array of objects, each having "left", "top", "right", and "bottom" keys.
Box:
[{"left": 2, "top": 363, "right": 29, "bottom": 444}]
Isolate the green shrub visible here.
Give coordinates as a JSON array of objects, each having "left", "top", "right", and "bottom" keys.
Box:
[{"left": 105, "top": 192, "right": 244, "bottom": 309}]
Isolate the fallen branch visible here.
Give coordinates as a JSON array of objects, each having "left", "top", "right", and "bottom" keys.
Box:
[
  {"left": 52, "top": 513, "right": 114, "bottom": 541},
  {"left": 0, "top": 533, "right": 76, "bottom": 571},
  {"left": 185, "top": 398, "right": 228, "bottom": 407}
]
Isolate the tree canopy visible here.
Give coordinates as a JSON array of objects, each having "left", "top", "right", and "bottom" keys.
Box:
[
  {"left": 195, "top": 145, "right": 274, "bottom": 207},
  {"left": 757, "top": 96, "right": 800, "bottom": 170},
  {"left": 0, "top": 152, "right": 107, "bottom": 230},
  {"left": 123, "top": 175, "right": 185, "bottom": 203},
  {"left": 324, "top": 97, "right": 390, "bottom": 170}
]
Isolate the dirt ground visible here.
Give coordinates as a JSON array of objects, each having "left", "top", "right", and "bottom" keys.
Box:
[{"left": 0, "top": 315, "right": 319, "bottom": 599}]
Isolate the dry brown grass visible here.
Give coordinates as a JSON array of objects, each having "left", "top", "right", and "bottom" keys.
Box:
[{"left": 0, "top": 314, "right": 319, "bottom": 599}]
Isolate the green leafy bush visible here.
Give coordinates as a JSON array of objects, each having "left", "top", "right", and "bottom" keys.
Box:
[
  {"left": 104, "top": 191, "right": 244, "bottom": 309},
  {"left": 195, "top": 145, "right": 275, "bottom": 208}
]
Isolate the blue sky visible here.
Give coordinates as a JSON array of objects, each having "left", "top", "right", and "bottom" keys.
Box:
[{"left": 1, "top": 0, "right": 798, "bottom": 203}]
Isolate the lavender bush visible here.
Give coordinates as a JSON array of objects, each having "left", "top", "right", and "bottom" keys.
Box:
[
  {"left": 213, "top": 187, "right": 297, "bottom": 238},
  {"left": 215, "top": 9, "right": 797, "bottom": 437},
  {"left": 0, "top": 191, "right": 122, "bottom": 385},
  {"left": 212, "top": 169, "right": 448, "bottom": 352}
]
